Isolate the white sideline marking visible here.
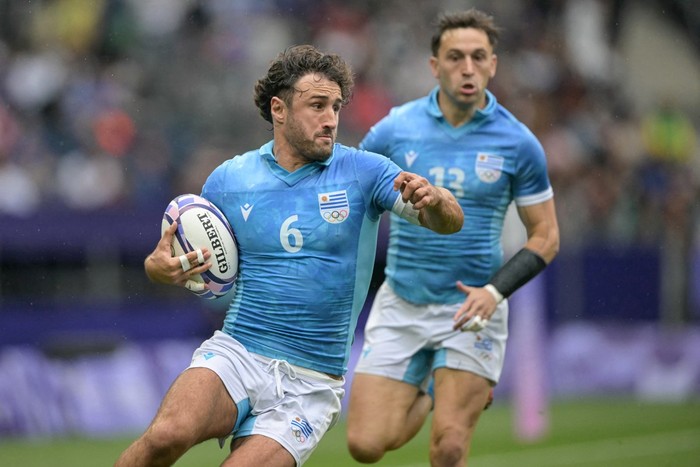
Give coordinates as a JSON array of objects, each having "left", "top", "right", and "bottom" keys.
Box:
[{"left": 388, "top": 429, "right": 700, "bottom": 467}]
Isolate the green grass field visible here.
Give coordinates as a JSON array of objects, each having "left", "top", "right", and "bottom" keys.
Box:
[{"left": 1, "top": 398, "right": 698, "bottom": 466}]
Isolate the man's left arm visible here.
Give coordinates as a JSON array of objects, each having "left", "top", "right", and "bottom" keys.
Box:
[{"left": 454, "top": 198, "right": 559, "bottom": 331}]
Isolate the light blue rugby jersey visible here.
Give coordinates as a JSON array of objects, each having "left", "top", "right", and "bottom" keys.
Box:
[
  {"left": 361, "top": 86, "right": 553, "bottom": 305},
  {"left": 201, "top": 141, "right": 403, "bottom": 375}
]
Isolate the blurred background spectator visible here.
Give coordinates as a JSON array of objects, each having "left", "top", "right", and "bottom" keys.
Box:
[{"left": 0, "top": 0, "right": 698, "bottom": 437}]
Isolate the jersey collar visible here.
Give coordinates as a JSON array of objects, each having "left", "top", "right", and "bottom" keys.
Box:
[{"left": 258, "top": 140, "right": 335, "bottom": 185}]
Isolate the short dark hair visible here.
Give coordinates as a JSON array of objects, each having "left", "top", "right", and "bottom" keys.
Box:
[
  {"left": 430, "top": 9, "right": 501, "bottom": 57},
  {"left": 254, "top": 45, "right": 355, "bottom": 123}
]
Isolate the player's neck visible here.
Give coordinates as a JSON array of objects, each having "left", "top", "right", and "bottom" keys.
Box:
[
  {"left": 271, "top": 139, "right": 311, "bottom": 173},
  {"left": 442, "top": 104, "right": 477, "bottom": 128},
  {"left": 439, "top": 95, "right": 485, "bottom": 128}
]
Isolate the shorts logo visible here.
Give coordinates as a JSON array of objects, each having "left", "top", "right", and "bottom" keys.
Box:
[
  {"left": 475, "top": 153, "right": 504, "bottom": 183},
  {"left": 203, "top": 352, "right": 215, "bottom": 360},
  {"left": 318, "top": 190, "right": 349, "bottom": 224},
  {"left": 291, "top": 416, "right": 313, "bottom": 443},
  {"left": 361, "top": 345, "right": 372, "bottom": 359},
  {"left": 474, "top": 335, "right": 493, "bottom": 352}
]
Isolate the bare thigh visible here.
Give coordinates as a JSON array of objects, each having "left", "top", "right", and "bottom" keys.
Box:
[
  {"left": 347, "top": 373, "right": 421, "bottom": 442},
  {"left": 150, "top": 367, "right": 238, "bottom": 444}
]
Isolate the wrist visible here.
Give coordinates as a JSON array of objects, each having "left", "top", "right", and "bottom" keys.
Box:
[
  {"left": 489, "top": 248, "right": 547, "bottom": 298},
  {"left": 484, "top": 284, "right": 504, "bottom": 304}
]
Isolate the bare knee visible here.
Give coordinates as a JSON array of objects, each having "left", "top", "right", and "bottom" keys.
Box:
[
  {"left": 141, "top": 419, "right": 197, "bottom": 461},
  {"left": 116, "top": 429, "right": 186, "bottom": 467},
  {"left": 430, "top": 430, "right": 470, "bottom": 467},
  {"left": 346, "top": 375, "right": 426, "bottom": 463},
  {"left": 430, "top": 440, "right": 467, "bottom": 467},
  {"left": 347, "top": 429, "right": 386, "bottom": 464}
]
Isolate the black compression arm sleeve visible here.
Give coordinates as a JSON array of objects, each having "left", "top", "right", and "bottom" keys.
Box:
[{"left": 489, "top": 248, "right": 547, "bottom": 298}]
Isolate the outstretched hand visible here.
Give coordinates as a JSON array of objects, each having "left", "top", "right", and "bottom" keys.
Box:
[
  {"left": 393, "top": 171, "right": 463, "bottom": 234},
  {"left": 144, "top": 222, "right": 212, "bottom": 289},
  {"left": 393, "top": 172, "right": 443, "bottom": 210}
]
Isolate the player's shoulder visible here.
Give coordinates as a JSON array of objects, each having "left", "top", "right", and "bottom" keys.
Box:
[
  {"left": 331, "top": 143, "right": 400, "bottom": 177},
  {"left": 332, "top": 143, "right": 386, "bottom": 162},
  {"left": 369, "top": 95, "right": 432, "bottom": 139},
  {"left": 204, "top": 148, "right": 260, "bottom": 189},
  {"left": 214, "top": 148, "right": 260, "bottom": 171},
  {"left": 389, "top": 93, "right": 431, "bottom": 118},
  {"left": 491, "top": 103, "right": 541, "bottom": 143},
  {"left": 490, "top": 100, "right": 531, "bottom": 132},
  {"left": 489, "top": 105, "right": 546, "bottom": 165}
]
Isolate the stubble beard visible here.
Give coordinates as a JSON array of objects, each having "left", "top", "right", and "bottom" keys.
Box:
[{"left": 286, "top": 117, "right": 334, "bottom": 163}]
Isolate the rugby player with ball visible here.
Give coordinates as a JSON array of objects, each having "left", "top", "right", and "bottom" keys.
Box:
[{"left": 115, "top": 45, "right": 463, "bottom": 467}]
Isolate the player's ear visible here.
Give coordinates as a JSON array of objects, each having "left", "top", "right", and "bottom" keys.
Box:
[
  {"left": 270, "top": 96, "right": 286, "bottom": 124},
  {"left": 429, "top": 55, "right": 439, "bottom": 79}
]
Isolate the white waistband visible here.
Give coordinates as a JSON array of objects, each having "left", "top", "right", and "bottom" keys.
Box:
[{"left": 252, "top": 354, "right": 344, "bottom": 385}]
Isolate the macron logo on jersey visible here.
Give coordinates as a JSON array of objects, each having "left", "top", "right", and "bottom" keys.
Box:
[
  {"left": 404, "top": 150, "right": 418, "bottom": 168},
  {"left": 240, "top": 203, "right": 253, "bottom": 221},
  {"left": 318, "top": 190, "right": 349, "bottom": 224}
]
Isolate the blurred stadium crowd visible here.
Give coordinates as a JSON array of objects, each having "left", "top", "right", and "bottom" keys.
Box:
[
  {"left": 0, "top": 0, "right": 697, "bottom": 244},
  {"left": 0, "top": 0, "right": 699, "bottom": 321}
]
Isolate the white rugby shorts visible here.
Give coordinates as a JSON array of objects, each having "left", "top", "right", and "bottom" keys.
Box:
[
  {"left": 188, "top": 331, "right": 345, "bottom": 466},
  {"left": 354, "top": 282, "right": 509, "bottom": 388}
]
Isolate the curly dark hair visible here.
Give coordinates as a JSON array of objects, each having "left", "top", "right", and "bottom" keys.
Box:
[
  {"left": 254, "top": 45, "right": 355, "bottom": 124},
  {"left": 430, "top": 9, "right": 501, "bottom": 57}
]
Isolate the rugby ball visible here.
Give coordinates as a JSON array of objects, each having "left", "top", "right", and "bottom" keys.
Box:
[{"left": 161, "top": 194, "right": 238, "bottom": 299}]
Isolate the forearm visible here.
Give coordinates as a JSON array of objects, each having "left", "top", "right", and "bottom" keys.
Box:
[
  {"left": 517, "top": 199, "right": 560, "bottom": 263},
  {"left": 485, "top": 248, "right": 548, "bottom": 303},
  {"left": 523, "top": 230, "right": 559, "bottom": 264}
]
